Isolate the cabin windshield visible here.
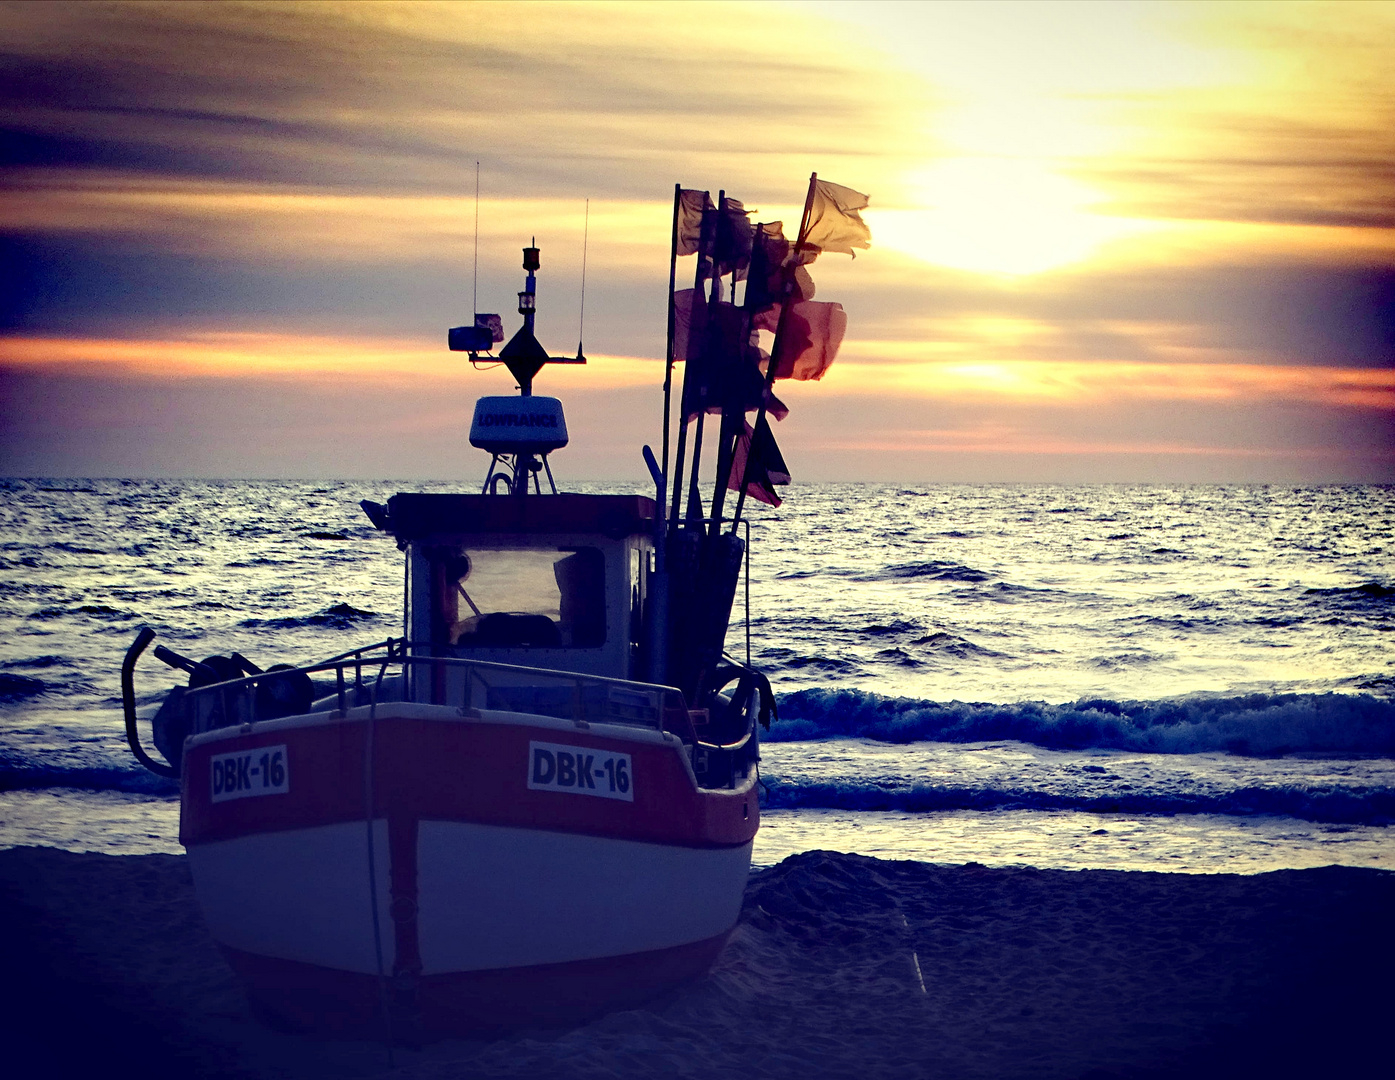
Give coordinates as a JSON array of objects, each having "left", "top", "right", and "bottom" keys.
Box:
[{"left": 432, "top": 545, "right": 605, "bottom": 649}]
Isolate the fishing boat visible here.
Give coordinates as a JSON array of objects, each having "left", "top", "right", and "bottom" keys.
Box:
[{"left": 120, "top": 175, "right": 870, "bottom": 1039}]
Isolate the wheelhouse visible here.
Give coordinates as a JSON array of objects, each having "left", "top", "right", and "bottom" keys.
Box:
[{"left": 384, "top": 493, "right": 656, "bottom": 706}]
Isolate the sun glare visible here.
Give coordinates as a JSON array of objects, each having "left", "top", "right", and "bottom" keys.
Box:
[
  {"left": 871, "top": 158, "right": 1158, "bottom": 277},
  {"left": 809, "top": 1, "right": 1248, "bottom": 277}
]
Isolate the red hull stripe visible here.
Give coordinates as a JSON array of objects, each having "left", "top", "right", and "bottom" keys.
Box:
[
  {"left": 222, "top": 930, "right": 731, "bottom": 1038},
  {"left": 181, "top": 714, "right": 758, "bottom": 848}
]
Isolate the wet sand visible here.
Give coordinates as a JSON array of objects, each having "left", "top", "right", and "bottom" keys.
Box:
[{"left": 2, "top": 846, "right": 1389, "bottom": 1079}]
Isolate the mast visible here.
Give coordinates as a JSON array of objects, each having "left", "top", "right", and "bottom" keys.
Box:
[{"left": 450, "top": 242, "right": 584, "bottom": 495}]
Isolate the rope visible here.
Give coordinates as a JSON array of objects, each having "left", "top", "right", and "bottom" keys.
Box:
[{"left": 363, "top": 646, "right": 395, "bottom": 1061}]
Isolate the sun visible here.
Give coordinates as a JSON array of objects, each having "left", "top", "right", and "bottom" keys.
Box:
[{"left": 870, "top": 157, "right": 1158, "bottom": 278}]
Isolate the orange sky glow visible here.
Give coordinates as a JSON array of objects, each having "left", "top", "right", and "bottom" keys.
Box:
[{"left": 1, "top": 0, "right": 1391, "bottom": 481}]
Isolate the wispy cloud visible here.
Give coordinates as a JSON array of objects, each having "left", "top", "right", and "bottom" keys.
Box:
[{"left": 1, "top": 0, "right": 1391, "bottom": 480}]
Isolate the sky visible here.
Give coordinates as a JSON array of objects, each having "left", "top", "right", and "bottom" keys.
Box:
[{"left": 1, "top": 0, "right": 1392, "bottom": 483}]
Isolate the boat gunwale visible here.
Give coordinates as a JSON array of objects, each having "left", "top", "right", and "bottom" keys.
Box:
[{"left": 182, "top": 700, "right": 712, "bottom": 794}]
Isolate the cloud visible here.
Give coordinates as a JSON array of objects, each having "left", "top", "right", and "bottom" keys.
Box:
[
  {"left": 4, "top": 360, "right": 1389, "bottom": 484},
  {"left": 0, "top": 2, "right": 927, "bottom": 197},
  {"left": 0, "top": 363, "right": 666, "bottom": 480},
  {"left": 770, "top": 393, "right": 1394, "bottom": 484},
  {"left": 1065, "top": 4, "right": 1395, "bottom": 231},
  {"left": 1, "top": 1, "right": 1392, "bottom": 481},
  {"left": 0, "top": 331, "right": 660, "bottom": 389}
]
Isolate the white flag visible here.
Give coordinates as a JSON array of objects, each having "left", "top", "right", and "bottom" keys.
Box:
[{"left": 802, "top": 180, "right": 871, "bottom": 256}]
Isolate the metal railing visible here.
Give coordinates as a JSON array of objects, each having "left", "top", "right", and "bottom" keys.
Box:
[
  {"left": 174, "top": 637, "right": 691, "bottom": 737},
  {"left": 124, "top": 629, "right": 761, "bottom": 790}
]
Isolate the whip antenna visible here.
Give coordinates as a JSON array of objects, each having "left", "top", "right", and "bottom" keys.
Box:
[
  {"left": 577, "top": 198, "right": 589, "bottom": 357},
  {"left": 472, "top": 161, "right": 480, "bottom": 314}
]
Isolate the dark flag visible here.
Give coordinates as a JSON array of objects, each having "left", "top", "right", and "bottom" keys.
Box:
[
  {"left": 715, "top": 196, "right": 754, "bottom": 279},
  {"left": 676, "top": 297, "right": 788, "bottom": 420},
  {"left": 675, "top": 189, "right": 714, "bottom": 256},
  {"left": 727, "top": 414, "right": 790, "bottom": 507}
]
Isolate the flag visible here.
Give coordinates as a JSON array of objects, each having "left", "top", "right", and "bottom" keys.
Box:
[
  {"left": 715, "top": 196, "right": 754, "bottom": 279},
  {"left": 803, "top": 179, "right": 871, "bottom": 256},
  {"left": 676, "top": 189, "right": 713, "bottom": 256},
  {"left": 746, "top": 222, "right": 817, "bottom": 314},
  {"left": 769, "top": 300, "right": 847, "bottom": 381},
  {"left": 475, "top": 313, "right": 504, "bottom": 343},
  {"left": 671, "top": 288, "right": 703, "bottom": 364},
  {"left": 727, "top": 414, "right": 790, "bottom": 507},
  {"left": 679, "top": 301, "right": 762, "bottom": 416},
  {"left": 673, "top": 292, "right": 789, "bottom": 419}
]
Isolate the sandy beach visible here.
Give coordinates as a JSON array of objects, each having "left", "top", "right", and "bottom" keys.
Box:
[{"left": 3, "top": 846, "right": 1389, "bottom": 1079}]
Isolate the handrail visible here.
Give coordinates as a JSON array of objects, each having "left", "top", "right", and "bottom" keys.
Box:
[
  {"left": 125, "top": 629, "right": 763, "bottom": 789},
  {"left": 176, "top": 639, "right": 692, "bottom": 735},
  {"left": 180, "top": 639, "right": 689, "bottom": 701}
]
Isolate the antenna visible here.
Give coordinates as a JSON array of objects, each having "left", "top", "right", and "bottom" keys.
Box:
[
  {"left": 577, "top": 198, "right": 589, "bottom": 356},
  {"left": 472, "top": 161, "right": 480, "bottom": 315}
]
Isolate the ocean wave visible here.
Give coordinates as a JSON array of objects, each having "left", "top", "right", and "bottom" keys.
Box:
[
  {"left": 6, "top": 655, "right": 66, "bottom": 669},
  {"left": 0, "top": 674, "right": 46, "bottom": 701},
  {"left": 910, "top": 632, "right": 1005, "bottom": 658},
  {"left": 777, "top": 655, "right": 865, "bottom": 675},
  {"left": 49, "top": 542, "right": 107, "bottom": 556},
  {"left": 859, "top": 620, "right": 923, "bottom": 637},
  {"left": 1305, "top": 582, "right": 1393, "bottom": 602},
  {"left": 241, "top": 602, "right": 381, "bottom": 630},
  {"left": 0, "top": 753, "right": 177, "bottom": 795},
  {"left": 863, "top": 561, "right": 992, "bottom": 583},
  {"left": 757, "top": 776, "right": 1395, "bottom": 825},
  {"left": 770, "top": 689, "right": 1395, "bottom": 756},
  {"left": 27, "top": 603, "right": 135, "bottom": 621}
]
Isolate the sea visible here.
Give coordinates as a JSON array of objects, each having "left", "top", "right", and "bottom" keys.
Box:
[{"left": 1, "top": 478, "right": 1392, "bottom": 874}]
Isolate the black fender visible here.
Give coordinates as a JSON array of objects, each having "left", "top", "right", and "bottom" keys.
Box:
[
  {"left": 708, "top": 663, "right": 775, "bottom": 740},
  {"left": 254, "top": 664, "right": 315, "bottom": 721}
]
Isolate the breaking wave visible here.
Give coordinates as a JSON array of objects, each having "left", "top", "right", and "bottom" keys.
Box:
[{"left": 770, "top": 689, "right": 1395, "bottom": 757}]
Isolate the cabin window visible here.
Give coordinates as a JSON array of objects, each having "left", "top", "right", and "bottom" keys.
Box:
[{"left": 431, "top": 546, "right": 606, "bottom": 649}]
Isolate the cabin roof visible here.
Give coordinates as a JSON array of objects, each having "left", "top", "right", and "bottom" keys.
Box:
[{"left": 379, "top": 493, "right": 656, "bottom": 541}]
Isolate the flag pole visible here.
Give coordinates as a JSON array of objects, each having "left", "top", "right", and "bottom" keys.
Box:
[
  {"left": 669, "top": 190, "right": 714, "bottom": 528},
  {"left": 684, "top": 189, "right": 723, "bottom": 523},
  {"left": 730, "top": 172, "right": 818, "bottom": 530},
  {"left": 708, "top": 200, "right": 758, "bottom": 537}
]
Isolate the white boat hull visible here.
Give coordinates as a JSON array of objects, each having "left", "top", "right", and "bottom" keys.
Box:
[{"left": 179, "top": 703, "right": 757, "bottom": 1035}]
